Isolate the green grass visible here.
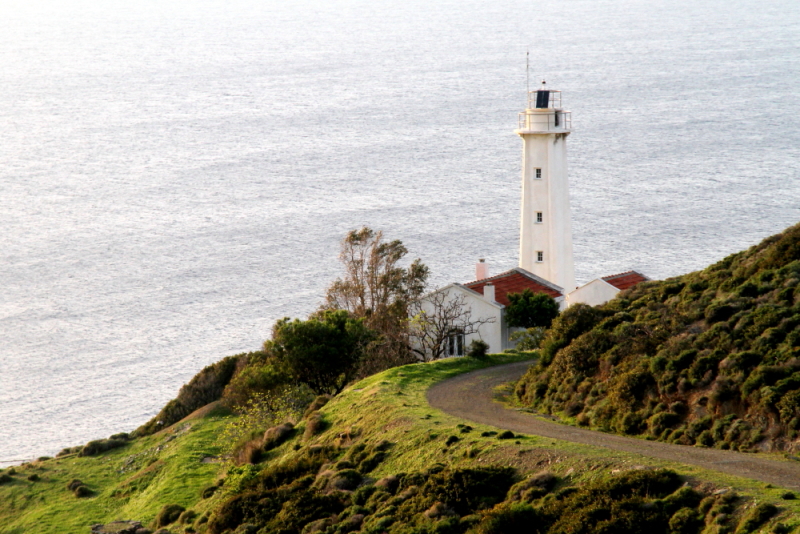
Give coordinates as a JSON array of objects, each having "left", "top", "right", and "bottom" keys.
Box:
[
  {"left": 0, "top": 407, "right": 229, "bottom": 534},
  {"left": 3, "top": 353, "right": 800, "bottom": 533},
  {"left": 310, "top": 353, "right": 800, "bottom": 526}
]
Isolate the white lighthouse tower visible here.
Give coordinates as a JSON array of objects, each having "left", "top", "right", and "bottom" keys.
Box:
[{"left": 515, "top": 82, "right": 576, "bottom": 292}]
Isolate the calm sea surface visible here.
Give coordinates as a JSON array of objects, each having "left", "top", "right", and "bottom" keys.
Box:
[{"left": 1, "top": 0, "right": 798, "bottom": 463}]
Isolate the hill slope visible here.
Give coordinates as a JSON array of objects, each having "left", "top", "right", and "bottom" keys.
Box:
[
  {"left": 3, "top": 355, "right": 800, "bottom": 533},
  {"left": 516, "top": 221, "right": 800, "bottom": 452}
]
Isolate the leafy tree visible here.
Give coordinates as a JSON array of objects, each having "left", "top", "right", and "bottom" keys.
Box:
[
  {"left": 509, "top": 326, "right": 547, "bottom": 351},
  {"left": 323, "top": 227, "right": 429, "bottom": 374},
  {"left": 265, "top": 310, "right": 375, "bottom": 395},
  {"left": 505, "top": 289, "right": 559, "bottom": 329}
]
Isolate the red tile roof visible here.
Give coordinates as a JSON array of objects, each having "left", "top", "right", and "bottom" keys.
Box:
[
  {"left": 602, "top": 271, "right": 649, "bottom": 291},
  {"left": 464, "top": 268, "right": 563, "bottom": 306}
]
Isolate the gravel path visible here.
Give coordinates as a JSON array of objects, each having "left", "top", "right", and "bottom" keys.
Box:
[{"left": 427, "top": 360, "right": 800, "bottom": 491}]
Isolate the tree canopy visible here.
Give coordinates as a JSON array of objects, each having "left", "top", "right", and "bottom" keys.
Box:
[
  {"left": 264, "top": 310, "right": 375, "bottom": 395},
  {"left": 323, "top": 227, "right": 429, "bottom": 374},
  {"left": 505, "top": 289, "right": 560, "bottom": 329}
]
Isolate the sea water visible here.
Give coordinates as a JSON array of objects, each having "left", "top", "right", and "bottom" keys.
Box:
[{"left": 1, "top": 0, "right": 799, "bottom": 463}]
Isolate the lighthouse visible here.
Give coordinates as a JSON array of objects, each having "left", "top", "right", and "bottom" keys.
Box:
[{"left": 515, "top": 83, "right": 576, "bottom": 292}]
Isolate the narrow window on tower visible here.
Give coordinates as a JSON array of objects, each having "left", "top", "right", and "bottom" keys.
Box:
[
  {"left": 536, "top": 251, "right": 544, "bottom": 263},
  {"left": 535, "top": 168, "right": 542, "bottom": 179},
  {"left": 536, "top": 212, "right": 543, "bottom": 223}
]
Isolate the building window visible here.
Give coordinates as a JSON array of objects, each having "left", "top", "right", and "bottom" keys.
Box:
[
  {"left": 536, "top": 212, "right": 543, "bottom": 223},
  {"left": 535, "top": 168, "right": 542, "bottom": 179},
  {"left": 447, "top": 331, "right": 465, "bottom": 357},
  {"left": 536, "top": 251, "right": 544, "bottom": 262}
]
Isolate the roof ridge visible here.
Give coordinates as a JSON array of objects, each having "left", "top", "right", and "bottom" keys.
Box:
[
  {"left": 464, "top": 267, "right": 564, "bottom": 295},
  {"left": 601, "top": 270, "right": 649, "bottom": 281}
]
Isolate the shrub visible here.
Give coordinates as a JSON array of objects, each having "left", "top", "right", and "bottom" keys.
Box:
[
  {"left": 155, "top": 504, "right": 186, "bottom": 527},
  {"left": 649, "top": 412, "right": 680, "bottom": 436},
  {"left": 668, "top": 507, "right": 703, "bottom": 534},
  {"left": 329, "top": 469, "right": 362, "bottom": 491},
  {"left": 497, "top": 431, "right": 515, "bottom": 440},
  {"left": 178, "top": 510, "right": 198, "bottom": 524},
  {"left": 222, "top": 362, "right": 291, "bottom": 409},
  {"left": 217, "top": 388, "right": 310, "bottom": 465},
  {"left": 505, "top": 289, "right": 560, "bottom": 329},
  {"left": 423, "top": 467, "right": 516, "bottom": 515},
  {"left": 134, "top": 353, "right": 243, "bottom": 436},
  {"left": 0, "top": 474, "right": 12, "bottom": 485},
  {"left": 303, "top": 395, "right": 332, "bottom": 418},
  {"left": 79, "top": 437, "right": 128, "bottom": 457},
  {"left": 27, "top": 473, "right": 40, "bottom": 482},
  {"left": 265, "top": 310, "right": 376, "bottom": 395},
  {"left": 202, "top": 484, "right": 219, "bottom": 499},
  {"left": 466, "top": 340, "right": 490, "bottom": 360},
  {"left": 470, "top": 502, "right": 539, "bottom": 533},
  {"left": 262, "top": 422, "right": 295, "bottom": 451},
  {"left": 304, "top": 412, "right": 327, "bottom": 440},
  {"left": 510, "top": 327, "right": 547, "bottom": 351},
  {"left": 445, "top": 435, "right": 460, "bottom": 446},
  {"left": 736, "top": 502, "right": 778, "bottom": 533},
  {"left": 56, "top": 446, "right": 81, "bottom": 457},
  {"left": 507, "top": 471, "right": 557, "bottom": 502},
  {"left": 73, "top": 484, "right": 92, "bottom": 497},
  {"left": 617, "top": 412, "right": 645, "bottom": 435}
]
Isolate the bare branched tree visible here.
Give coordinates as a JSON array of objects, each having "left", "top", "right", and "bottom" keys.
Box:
[
  {"left": 322, "top": 227, "right": 429, "bottom": 375},
  {"left": 408, "top": 289, "right": 496, "bottom": 362}
]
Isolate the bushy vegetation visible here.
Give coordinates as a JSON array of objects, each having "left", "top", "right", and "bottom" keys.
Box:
[
  {"left": 1, "top": 354, "right": 795, "bottom": 533},
  {"left": 134, "top": 354, "right": 244, "bottom": 436},
  {"left": 202, "top": 436, "right": 755, "bottom": 534},
  {"left": 505, "top": 289, "right": 560, "bottom": 329},
  {"left": 516, "top": 222, "right": 800, "bottom": 451},
  {"left": 265, "top": 310, "right": 376, "bottom": 395}
]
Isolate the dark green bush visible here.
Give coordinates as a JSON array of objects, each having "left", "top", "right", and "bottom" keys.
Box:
[
  {"left": 329, "top": 469, "right": 362, "bottom": 491},
  {"left": 649, "top": 412, "right": 681, "bottom": 436},
  {"left": 134, "top": 353, "right": 243, "bottom": 436},
  {"left": 422, "top": 467, "right": 516, "bottom": 515},
  {"left": 155, "top": 504, "right": 186, "bottom": 527},
  {"left": 178, "top": 509, "right": 198, "bottom": 524},
  {"left": 736, "top": 502, "right": 778, "bottom": 533},
  {"left": 668, "top": 507, "right": 703, "bottom": 534},
  {"left": 514, "top": 222, "right": 800, "bottom": 450},
  {"left": 466, "top": 339, "right": 490, "bottom": 360},
  {"left": 470, "top": 502, "right": 539, "bottom": 533},
  {"left": 0, "top": 473, "right": 12, "bottom": 485},
  {"left": 73, "top": 484, "right": 92, "bottom": 497},
  {"left": 79, "top": 437, "right": 128, "bottom": 457},
  {"left": 497, "top": 431, "right": 515, "bottom": 440}
]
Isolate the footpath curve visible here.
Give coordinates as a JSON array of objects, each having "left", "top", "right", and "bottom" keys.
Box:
[{"left": 427, "top": 360, "right": 800, "bottom": 491}]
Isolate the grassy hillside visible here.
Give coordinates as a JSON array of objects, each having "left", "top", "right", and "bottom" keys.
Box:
[
  {"left": 515, "top": 222, "right": 800, "bottom": 452},
  {"left": 2, "top": 354, "right": 800, "bottom": 533}
]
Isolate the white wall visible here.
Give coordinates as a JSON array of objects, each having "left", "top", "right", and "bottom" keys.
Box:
[
  {"left": 413, "top": 284, "right": 506, "bottom": 358},
  {"left": 565, "top": 279, "right": 620, "bottom": 307},
  {"left": 517, "top": 114, "right": 575, "bottom": 292}
]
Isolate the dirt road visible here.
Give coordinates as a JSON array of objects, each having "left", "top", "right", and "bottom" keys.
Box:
[{"left": 427, "top": 360, "right": 800, "bottom": 491}]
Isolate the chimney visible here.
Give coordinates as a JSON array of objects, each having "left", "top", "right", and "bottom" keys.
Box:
[
  {"left": 475, "top": 259, "right": 489, "bottom": 281},
  {"left": 483, "top": 282, "right": 496, "bottom": 302}
]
